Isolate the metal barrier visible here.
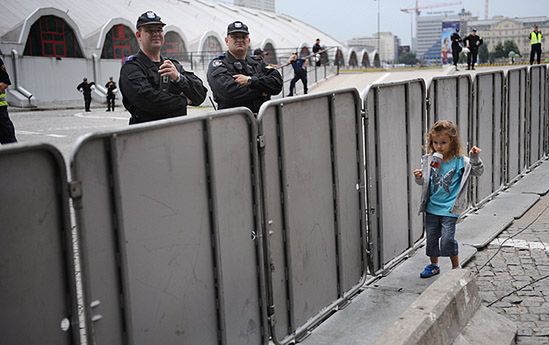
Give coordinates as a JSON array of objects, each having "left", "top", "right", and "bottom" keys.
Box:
[
  {"left": 528, "top": 65, "right": 547, "bottom": 164},
  {"left": 505, "top": 67, "right": 528, "bottom": 183},
  {"left": 473, "top": 71, "right": 505, "bottom": 204},
  {"left": 427, "top": 75, "right": 473, "bottom": 147},
  {"left": 0, "top": 144, "right": 79, "bottom": 345},
  {"left": 257, "top": 89, "right": 365, "bottom": 344},
  {"left": 70, "top": 110, "right": 266, "bottom": 345},
  {"left": 2, "top": 65, "right": 548, "bottom": 345},
  {"left": 363, "top": 79, "right": 426, "bottom": 273}
]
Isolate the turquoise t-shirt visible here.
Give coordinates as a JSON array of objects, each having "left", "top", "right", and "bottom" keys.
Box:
[{"left": 426, "top": 156, "right": 464, "bottom": 217}]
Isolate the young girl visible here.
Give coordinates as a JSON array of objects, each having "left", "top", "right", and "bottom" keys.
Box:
[{"left": 413, "top": 120, "right": 483, "bottom": 278}]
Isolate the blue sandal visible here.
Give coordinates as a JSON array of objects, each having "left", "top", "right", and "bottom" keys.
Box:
[{"left": 420, "top": 264, "right": 440, "bottom": 278}]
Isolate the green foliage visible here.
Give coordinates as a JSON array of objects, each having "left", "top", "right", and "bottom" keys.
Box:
[
  {"left": 489, "top": 40, "right": 521, "bottom": 61},
  {"left": 398, "top": 52, "right": 418, "bottom": 65}
]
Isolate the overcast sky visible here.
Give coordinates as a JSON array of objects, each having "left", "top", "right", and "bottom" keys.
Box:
[{"left": 275, "top": 0, "right": 549, "bottom": 45}]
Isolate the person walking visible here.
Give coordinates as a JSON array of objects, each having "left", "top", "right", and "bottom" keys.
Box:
[
  {"left": 529, "top": 25, "right": 543, "bottom": 65},
  {"left": 119, "top": 11, "right": 207, "bottom": 124},
  {"left": 105, "top": 76, "right": 117, "bottom": 111},
  {"left": 463, "top": 28, "right": 483, "bottom": 70},
  {"left": 287, "top": 52, "right": 308, "bottom": 96},
  {"left": 207, "top": 21, "right": 282, "bottom": 114},
  {"left": 413, "top": 120, "right": 484, "bottom": 278},
  {"left": 76, "top": 78, "right": 95, "bottom": 112},
  {"left": 450, "top": 28, "right": 462, "bottom": 71},
  {"left": 312, "top": 38, "right": 322, "bottom": 67},
  {"left": 0, "top": 56, "right": 17, "bottom": 144}
]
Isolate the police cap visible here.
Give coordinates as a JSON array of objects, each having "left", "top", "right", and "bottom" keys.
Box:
[
  {"left": 227, "top": 21, "right": 249, "bottom": 35},
  {"left": 253, "top": 48, "right": 267, "bottom": 56},
  {"left": 136, "top": 11, "right": 166, "bottom": 29}
]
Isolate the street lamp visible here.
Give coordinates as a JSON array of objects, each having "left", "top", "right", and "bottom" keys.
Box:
[{"left": 374, "top": 0, "right": 381, "bottom": 63}]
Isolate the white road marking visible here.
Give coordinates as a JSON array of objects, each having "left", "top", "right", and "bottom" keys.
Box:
[
  {"left": 363, "top": 72, "right": 391, "bottom": 95},
  {"left": 491, "top": 237, "right": 548, "bottom": 250},
  {"left": 17, "top": 130, "right": 42, "bottom": 135},
  {"left": 74, "top": 112, "right": 128, "bottom": 120}
]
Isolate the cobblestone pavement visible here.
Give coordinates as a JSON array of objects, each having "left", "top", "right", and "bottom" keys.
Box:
[{"left": 465, "top": 193, "right": 549, "bottom": 345}]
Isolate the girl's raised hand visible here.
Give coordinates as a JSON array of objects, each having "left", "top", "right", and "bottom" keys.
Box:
[{"left": 469, "top": 146, "right": 481, "bottom": 155}]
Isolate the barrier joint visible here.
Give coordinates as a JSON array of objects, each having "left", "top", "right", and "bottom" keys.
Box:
[
  {"left": 257, "top": 135, "right": 265, "bottom": 148},
  {"left": 68, "top": 180, "right": 82, "bottom": 199}
]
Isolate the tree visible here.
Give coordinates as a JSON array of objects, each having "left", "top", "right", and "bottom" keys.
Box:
[
  {"left": 503, "top": 40, "right": 520, "bottom": 56},
  {"left": 492, "top": 42, "right": 506, "bottom": 59},
  {"left": 398, "top": 52, "right": 418, "bottom": 65}
]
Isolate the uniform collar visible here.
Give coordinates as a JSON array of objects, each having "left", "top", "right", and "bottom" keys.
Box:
[
  {"left": 136, "top": 50, "right": 164, "bottom": 67},
  {"left": 225, "top": 51, "right": 256, "bottom": 65}
]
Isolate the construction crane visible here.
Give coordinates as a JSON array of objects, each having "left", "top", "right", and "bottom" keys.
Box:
[{"left": 401, "top": 1, "right": 462, "bottom": 50}]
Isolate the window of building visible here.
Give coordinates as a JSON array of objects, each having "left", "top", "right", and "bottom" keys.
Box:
[
  {"left": 161, "top": 32, "right": 188, "bottom": 62},
  {"left": 101, "top": 24, "right": 139, "bottom": 60},
  {"left": 23, "top": 15, "right": 83, "bottom": 57}
]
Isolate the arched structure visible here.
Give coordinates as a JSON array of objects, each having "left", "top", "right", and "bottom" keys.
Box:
[
  {"left": 334, "top": 48, "right": 345, "bottom": 66},
  {"left": 162, "top": 31, "right": 189, "bottom": 62},
  {"left": 23, "top": 14, "right": 83, "bottom": 58},
  {"left": 100, "top": 24, "right": 138, "bottom": 60},
  {"left": 360, "top": 49, "right": 370, "bottom": 67},
  {"left": 347, "top": 49, "right": 358, "bottom": 68}
]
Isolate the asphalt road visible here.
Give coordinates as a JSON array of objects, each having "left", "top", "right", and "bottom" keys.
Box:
[{"left": 9, "top": 106, "right": 214, "bottom": 160}]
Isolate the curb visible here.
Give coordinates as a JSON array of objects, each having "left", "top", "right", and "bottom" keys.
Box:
[{"left": 373, "top": 269, "right": 516, "bottom": 345}]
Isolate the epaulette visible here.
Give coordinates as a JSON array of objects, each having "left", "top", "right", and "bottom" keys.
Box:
[{"left": 124, "top": 55, "right": 136, "bottom": 64}]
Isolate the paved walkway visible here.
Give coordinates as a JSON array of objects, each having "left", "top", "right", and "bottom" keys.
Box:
[{"left": 466, "top": 192, "right": 549, "bottom": 345}]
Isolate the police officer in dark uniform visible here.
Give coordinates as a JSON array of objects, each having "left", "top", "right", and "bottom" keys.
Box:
[
  {"left": 207, "top": 21, "right": 282, "bottom": 114},
  {"left": 119, "top": 11, "right": 207, "bottom": 124},
  {"left": 76, "top": 77, "right": 95, "bottom": 112},
  {"left": 0, "top": 56, "right": 17, "bottom": 144},
  {"left": 105, "top": 77, "right": 117, "bottom": 111},
  {"left": 463, "top": 28, "right": 483, "bottom": 70},
  {"left": 450, "top": 28, "right": 462, "bottom": 71}
]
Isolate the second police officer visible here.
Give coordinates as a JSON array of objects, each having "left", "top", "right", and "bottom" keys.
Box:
[
  {"left": 119, "top": 11, "right": 207, "bottom": 124},
  {"left": 207, "top": 21, "right": 282, "bottom": 114}
]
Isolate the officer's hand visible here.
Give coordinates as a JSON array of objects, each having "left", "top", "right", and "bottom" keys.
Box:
[
  {"left": 0, "top": 82, "right": 8, "bottom": 92},
  {"left": 233, "top": 74, "right": 250, "bottom": 87},
  {"left": 159, "top": 60, "right": 180, "bottom": 82}
]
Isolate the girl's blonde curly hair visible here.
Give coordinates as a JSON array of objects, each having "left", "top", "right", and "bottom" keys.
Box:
[{"left": 425, "top": 120, "right": 465, "bottom": 157}]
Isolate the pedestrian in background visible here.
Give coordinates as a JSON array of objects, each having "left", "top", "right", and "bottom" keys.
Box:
[
  {"left": 0, "top": 56, "right": 17, "bottom": 144},
  {"left": 119, "top": 11, "right": 207, "bottom": 124},
  {"left": 76, "top": 77, "right": 95, "bottom": 112},
  {"left": 450, "top": 28, "right": 462, "bottom": 71},
  {"left": 413, "top": 120, "right": 484, "bottom": 278},
  {"left": 287, "top": 52, "right": 308, "bottom": 96},
  {"left": 529, "top": 24, "right": 543, "bottom": 65},
  {"left": 207, "top": 21, "right": 282, "bottom": 113},
  {"left": 463, "top": 28, "right": 483, "bottom": 70},
  {"left": 105, "top": 76, "right": 117, "bottom": 111},
  {"left": 312, "top": 38, "right": 322, "bottom": 67}
]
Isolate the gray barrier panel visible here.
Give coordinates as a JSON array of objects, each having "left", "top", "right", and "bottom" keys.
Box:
[
  {"left": 528, "top": 65, "right": 547, "bottom": 164},
  {"left": 506, "top": 67, "right": 528, "bottom": 182},
  {"left": 364, "top": 79, "right": 426, "bottom": 272},
  {"left": 474, "top": 71, "right": 504, "bottom": 203},
  {"left": 258, "top": 89, "right": 365, "bottom": 343},
  {"left": 0, "top": 144, "right": 78, "bottom": 345},
  {"left": 427, "top": 75, "right": 472, "bottom": 147},
  {"left": 71, "top": 110, "right": 266, "bottom": 345}
]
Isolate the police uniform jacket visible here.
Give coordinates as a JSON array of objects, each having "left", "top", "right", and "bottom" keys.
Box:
[
  {"left": 450, "top": 32, "right": 462, "bottom": 51},
  {"left": 105, "top": 80, "right": 117, "bottom": 97},
  {"left": 77, "top": 81, "right": 95, "bottom": 98},
  {"left": 120, "top": 50, "right": 207, "bottom": 124},
  {"left": 464, "top": 35, "right": 483, "bottom": 53},
  {"left": 0, "top": 57, "right": 11, "bottom": 108},
  {"left": 207, "top": 52, "right": 282, "bottom": 113}
]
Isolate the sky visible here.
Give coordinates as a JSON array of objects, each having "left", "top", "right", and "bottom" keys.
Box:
[{"left": 274, "top": 0, "right": 549, "bottom": 45}]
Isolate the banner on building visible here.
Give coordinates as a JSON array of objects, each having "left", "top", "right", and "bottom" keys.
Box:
[{"left": 441, "top": 21, "right": 460, "bottom": 64}]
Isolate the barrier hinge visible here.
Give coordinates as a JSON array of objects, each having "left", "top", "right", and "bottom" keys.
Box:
[
  {"left": 68, "top": 181, "right": 82, "bottom": 199},
  {"left": 257, "top": 135, "right": 265, "bottom": 148}
]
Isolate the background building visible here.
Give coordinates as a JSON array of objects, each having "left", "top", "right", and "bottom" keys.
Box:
[
  {"left": 347, "top": 32, "right": 399, "bottom": 63},
  {"left": 235, "top": 0, "right": 275, "bottom": 13},
  {"left": 468, "top": 16, "right": 549, "bottom": 56}
]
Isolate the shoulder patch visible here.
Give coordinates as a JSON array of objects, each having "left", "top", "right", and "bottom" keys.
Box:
[
  {"left": 124, "top": 55, "right": 136, "bottom": 64},
  {"left": 212, "top": 59, "right": 223, "bottom": 68}
]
